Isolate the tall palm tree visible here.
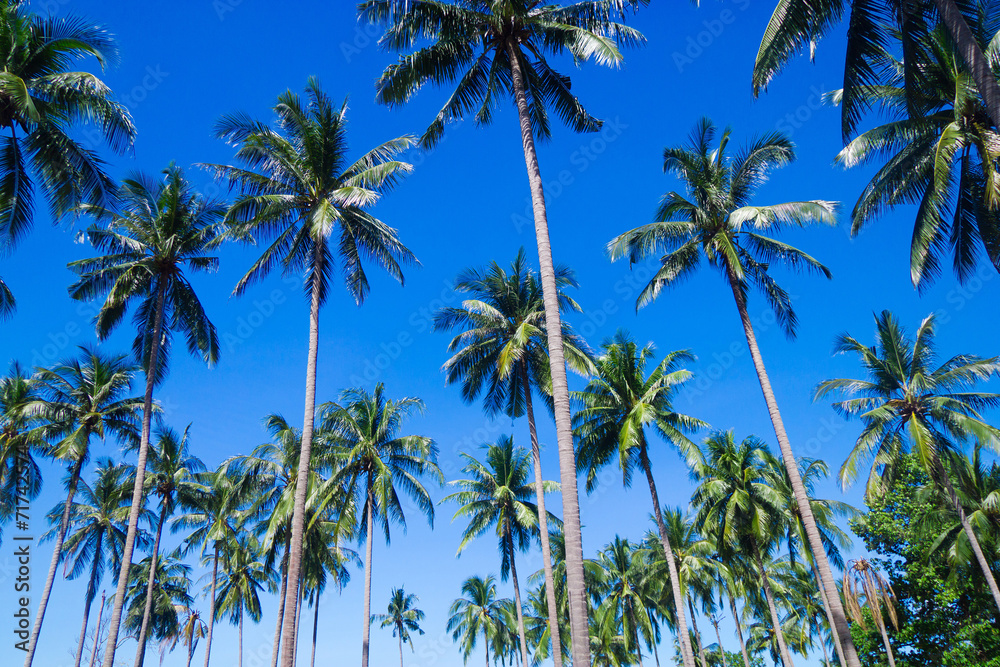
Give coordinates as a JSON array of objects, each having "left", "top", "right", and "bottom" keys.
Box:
[
  {"left": 445, "top": 436, "right": 559, "bottom": 667},
  {"left": 843, "top": 559, "right": 898, "bottom": 667},
  {"left": 214, "top": 534, "right": 276, "bottom": 667},
  {"left": 22, "top": 346, "right": 141, "bottom": 666},
  {"left": 362, "top": 4, "right": 647, "bottom": 661},
  {"left": 67, "top": 165, "right": 224, "bottom": 667},
  {"left": 593, "top": 537, "right": 660, "bottom": 666},
  {"left": 448, "top": 574, "right": 509, "bottom": 667},
  {"left": 123, "top": 551, "right": 193, "bottom": 649},
  {"left": 372, "top": 587, "right": 426, "bottom": 667},
  {"left": 0, "top": 361, "right": 43, "bottom": 549},
  {"left": 573, "top": 330, "right": 704, "bottom": 667},
  {"left": 203, "top": 79, "right": 415, "bottom": 666},
  {"left": 133, "top": 426, "right": 206, "bottom": 667},
  {"left": 0, "top": 1, "right": 135, "bottom": 313},
  {"left": 433, "top": 249, "right": 593, "bottom": 667},
  {"left": 815, "top": 310, "right": 1000, "bottom": 611},
  {"left": 319, "top": 383, "right": 441, "bottom": 667},
  {"left": 692, "top": 432, "right": 795, "bottom": 667},
  {"left": 58, "top": 458, "right": 133, "bottom": 667},
  {"left": 606, "top": 119, "right": 855, "bottom": 667}
]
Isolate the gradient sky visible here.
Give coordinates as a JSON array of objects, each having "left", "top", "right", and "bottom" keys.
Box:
[{"left": 3, "top": 1, "right": 999, "bottom": 666}]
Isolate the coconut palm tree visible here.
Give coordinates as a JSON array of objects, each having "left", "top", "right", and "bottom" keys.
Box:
[
  {"left": 0, "top": 361, "right": 43, "bottom": 549},
  {"left": 843, "top": 559, "right": 898, "bottom": 667},
  {"left": 162, "top": 607, "right": 207, "bottom": 667},
  {"left": 0, "top": 0, "right": 135, "bottom": 313},
  {"left": 593, "top": 537, "right": 661, "bottom": 666},
  {"left": 692, "top": 432, "right": 795, "bottom": 667},
  {"left": 22, "top": 346, "right": 141, "bottom": 665},
  {"left": 445, "top": 436, "right": 560, "bottom": 667},
  {"left": 815, "top": 310, "right": 1000, "bottom": 612},
  {"left": 606, "top": 119, "right": 855, "bottom": 666},
  {"left": 202, "top": 79, "right": 416, "bottom": 666},
  {"left": 214, "top": 534, "right": 276, "bottom": 667},
  {"left": 573, "top": 330, "right": 704, "bottom": 666},
  {"left": 433, "top": 249, "right": 593, "bottom": 667},
  {"left": 123, "top": 551, "right": 193, "bottom": 648},
  {"left": 133, "top": 425, "right": 206, "bottom": 667},
  {"left": 362, "top": 4, "right": 647, "bottom": 661},
  {"left": 319, "top": 383, "right": 441, "bottom": 667},
  {"left": 372, "top": 587, "right": 425, "bottom": 667},
  {"left": 448, "top": 574, "right": 509, "bottom": 667},
  {"left": 67, "top": 165, "right": 224, "bottom": 667}
]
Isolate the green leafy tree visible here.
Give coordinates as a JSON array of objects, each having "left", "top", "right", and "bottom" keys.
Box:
[
  {"left": 0, "top": 362, "right": 43, "bottom": 548},
  {"left": 593, "top": 537, "right": 660, "bottom": 666},
  {"left": 448, "top": 574, "right": 509, "bottom": 666},
  {"left": 123, "top": 551, "right": 193, "bottom": 648},
  {"left": 214, "top": 535, "right": 276, "bottom": 667},
  {"left": 372, "top": 587, "right": 426, "bottom": 667},
  {"left": 161, "top": 607, "right": 207, "bottom": 667}
]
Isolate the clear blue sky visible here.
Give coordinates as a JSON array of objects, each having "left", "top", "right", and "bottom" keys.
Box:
[{"left": 3, "top": 1, "right": 998, "bottom": 666}]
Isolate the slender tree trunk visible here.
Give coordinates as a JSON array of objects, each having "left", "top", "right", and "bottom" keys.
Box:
[
  {"left": 711, "top": 617, "right": 729, "bottom": 667},
  {"left": 24, "top": 455, "right": 84, "bottom": 667},
  {"left": 506, "top": 531, "right": 530, "bottom": 667},
  {"left": 187, "top": 641, "right": 195, "bottom": 667},
  {"left": 485, "top": 628, "right": 490, "bottom": 667},
  {"left": 755, "top": 550, "right": 794, "bottom": 667},
  {"left": 293, "top": 583, "right": 303, "bottom": 667},
  {"left": 310, "top": 594, "right": 320, "bottom": 667},
  {"left": 135, "top": 505, "right": 168, "bottom": 667},
  {"left": 506, "top": 40, "right": 590, "bottom": 667},
  {"left": 398, "top": 632, "right": 404, "bottom": 667},
  {"left": 272, "top": 543, "right": 289, "bottom": 667},
  {"left": 821, "top": 636, "right": 829, "bottom": 667},
  {"left": 727, "top": 592, "right": 752, "bottom": 667},
  {"left": 362, "top": 480, "right": 375, "bottom": 667},
  {"left": 88, "top": 591, "right": 106, "bottom": 667},
  {"left": 239, "top": 609, "right": 244, "bottom": 667},
  {"left": 520, "top": 373, "right": 564, "bottom": 667},
  {"left": 633, "top": 615, "right": 645, "bottom": 667},
  {"left": 876, "top": 621, "right": 895, "bottom": 667},
  {"left": 809, "top": 556, "right": 846, "bottom": 667},
  {"left": 102, "top": 282, "right": 167, "bottom": 667},
  {"left": 202, "top": 544, "right": 220, "bottom": 667},
  {"left": 931, "top": 0, "right": 1000, "bottom": 128},
  {"left": 688, "top": 598, "right": 709, "bottom": 667},
  {"left": 638, "top": 444, "right": 697, "bottom": 667},
  {"left": 279, "top": 247, "right": 325, "bottom": 667},
  {"left": 73, "top": 531, "right": 104, "bottom": 667},
  {"left": 724, "top": 266, "right": 860, "bottom": 667}
]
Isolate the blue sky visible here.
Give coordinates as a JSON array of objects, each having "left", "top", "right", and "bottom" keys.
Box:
[{"left": 2, "top": 1, "right": 999, "bottom": 666}]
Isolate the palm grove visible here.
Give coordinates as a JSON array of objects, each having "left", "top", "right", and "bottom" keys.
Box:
[{"left": 1, "top": 1, "right": 999, "bottom": 667}]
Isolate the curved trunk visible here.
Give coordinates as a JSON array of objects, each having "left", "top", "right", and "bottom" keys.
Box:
[
  {"left": 520, "top": 373, "right": 563, "bottom": 667},
  {"left": 727, "top": 590, "right": 752, "bottom": 667},
  {"left": 271, "top": 537, "right": 290, "bottom": 667},
  {"left": 711, "top": 617, "right": 729, "bottom": 667},
  {"left": 362, "top": 479, "right": 375, "bottom": 667},
  {"left": 310, "top": 594, "right": 319, "bottom": 667},
  {"left": 102, "top": 282, "right": 167, "bottom": 667},
  {"left": 73, "top": 530, "right": 104, "bottom": 667},
  {"left": 507, "top": 40, "right": 591, "bottom": 667},
  {"left": 202, "top": 545, "right": 220, "bottom": 667},
  {"left": 755, "top": 550, "right": 794, "bottom": 667},
  {"left": 134, "top": 504, "right": 169, "bottom": 667},
  {"left": 688, "top": 598, "right": 708, "bottom": 667},
  {"left": 931, "top": 0, "right": 1000, "bottom": 128},
  {"left": 638, "top": 443, "right": 697, "bottom": 667},
  {"left": 724, "top": 265, "right": 861, "bottom": 667},
  {"left": 88, "top": 591, "right": 106, "bottom": 667},
  {"left": 506, "top": 527, "right": 530, "bottom": 667},
  {"left": 24, "top": 455, "right": 85, "bottom": 667},
  {"left": 279, "top": 246, "right": 324, "bottom": 667}
]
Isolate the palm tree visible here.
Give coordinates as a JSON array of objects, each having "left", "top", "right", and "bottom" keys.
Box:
[
  {"left": 1, "top": 361, "right": 43, "bottom": 549},
  {"left": 593, "top": 537, "right": 660, "bottom": 666},
  {"left": 319, "top": 383, "right": 441, "bottom": 667},
  {"left": 448, "top": 574, "right": 509, "bottom": 667},
  {"left": 606, "top": 119, "right": 855, "bottom": 667},
  {"left": 445, "top": 436, "right": 559, "bottom": 667},
  {"left": 362, "top": 4, "right": 647, "bottom": 661},
  {"left": 573, "top": 330, "right": 704, "bottom": 667},
  {"left": 692, "top": 432, "right": 795, "bottom": 667},
  {"left": 372, "top": 587, "right": 426, "bottom": 667},
  {"left": 815, "top": 310, "right": 1000, "bottom": 612},
  {"left": 202, "top": 79, "right": 416, "bottom": 666},
  {"left": 123, "top": 551, "right": 193, "bottom": 648},
  {"left": 0, "top": 1, "right": 135, "bottom": 314},
  {"left": 162, "top": 607, "right": 207, "bottom": 667},
  {"left": 58, "top": 458, "right": 133, "bottom": 667},
  {"left": 133, "top": 426, "right": 206, "bottom": 667},
  {"left": 215, "top": 534, "right": 276, "bottom": 667},
  {"left": 67, "top": 165, "right": 224, "bottom": 667},
  {"left": 843, "top": 559, "right": 898, "bottom": 667},
  {"left": 22, "top": 346, "right": 141, "bottom": 666},
  {"left": 433, "top": 249, "right": 593, "bottom": 667}
]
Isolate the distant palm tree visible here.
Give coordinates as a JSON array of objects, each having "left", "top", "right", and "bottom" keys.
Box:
[
  {"left": 574, "top": 330, "right": 704, "bottom": 666},
  {"left": 607, "top": 119, "right": 854, "bottom": 666},
  {"left": 23, "top": 347, "right": 141, "bottom": 665},
  {"left": 362, "top": 4, "right": 647, "bottom": 661},
  {"left": 372, "top": 587, "right": 426, "bottom": 667},
  {"left": 68, "top": 165, "right": 224, "bottom": 667},
  {"left": 815, "top": 310, "right": 1000, "bottom": 611},
  {"left": 215, "top": 535, "right": 276, "bottom": 667},
  {"left": 162, "top": 606, "right": 207, "bottom": 667},
  {"left": 320, "top": 383, "right": 441, "bottom": 667},
  {"left": 594, "top": 537, "right": 660, "bottom": 666},
  {"left": 433, "top": 249, "right": 593, "bottom": 667},
  {"left": 844, "top": 559, "right": 898, "bottom": 667},
  {"left": 1, "top": 362, "right": 43, "bottom": 548},
  {"left": 448, "top": 574, "right": 509, "bottom": 667},
  {"left": 203, "top": 79, "right": 416, "bottom": 666},
  {"left": 123, "top": 551, "right": 193, "bottom": 647}
]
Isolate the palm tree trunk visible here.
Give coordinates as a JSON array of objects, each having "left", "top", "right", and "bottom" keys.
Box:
[
  {"left": 754, "top": 550, "right": 794, "bottom": 667},
  {"left": 506, "top": 40, "right": 590, "bottom": 667},
  {"left": 877, "top": 621, "right": 895, "bottom": 667},
  {"left": 362, "top": 480, "right": 375, "bottom": 667},
  {"left": 724, "top": 265, "right": 860, "bottom": 667},
  {"left": 24, "top": 455, "right": 84, "bottom": 667},
  {"left": 688, "top": 598, "right": 709, "bottom": 667},
  {"left": 187, "top": 642, "right": 195, "bottom": 667},
  {"left": 102, "top": 282, "right": 167, "bottom": 667},
  {"left": 135, "top": 505, "right": 169, "bottom": 667},
  {"left": 711, "top": 617, "right": 729, "bottom": 667},
  {"left": 310, "top": 593, "right": 319, "bottom": 667},
  {"left": 202, "top": 544, "right": 220, "bottom": 667},
  {"left": 931, "top": 0, "right": 1000, "bottom": 127},
  {"left": 638, "top": 444, "right": 697, "bottom": 667},
  {"left": 239, "top": 609, "right": 244, "bottom": 667},
  {"left": 272, "top": 544, "right": 289, "bottom": 667},
  {"left": 485, "top": 627, "right": 490, "bottom": 667},
  {"left": 520, "top": 372, "right": 564, "bottom": 667},
  {"left": 73, "top": 531, "right": 104, "bottom": 667},
  {"left": 506, "top": 530, "right": 531, "bottom": 667},
  {"left": 293, "top": 584, "right": 303, "bottom": 666},
  {"left": 398, "top": 632, "right": 404, "bottom": 667},
  {"left": 727, "top": 591, "right": 751, "bottom": 667},
  {"left": 821, "top": 636, "right": 829, "bottom": 667},
  {"left": 88, "top": 591, "right": 105, "bottom": 667},
  {"left": 808, "top": 556, "right": 846, "bottom": 667},
  {"left": 279, "top": 246, "right": 325, "bottom": 667}
]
